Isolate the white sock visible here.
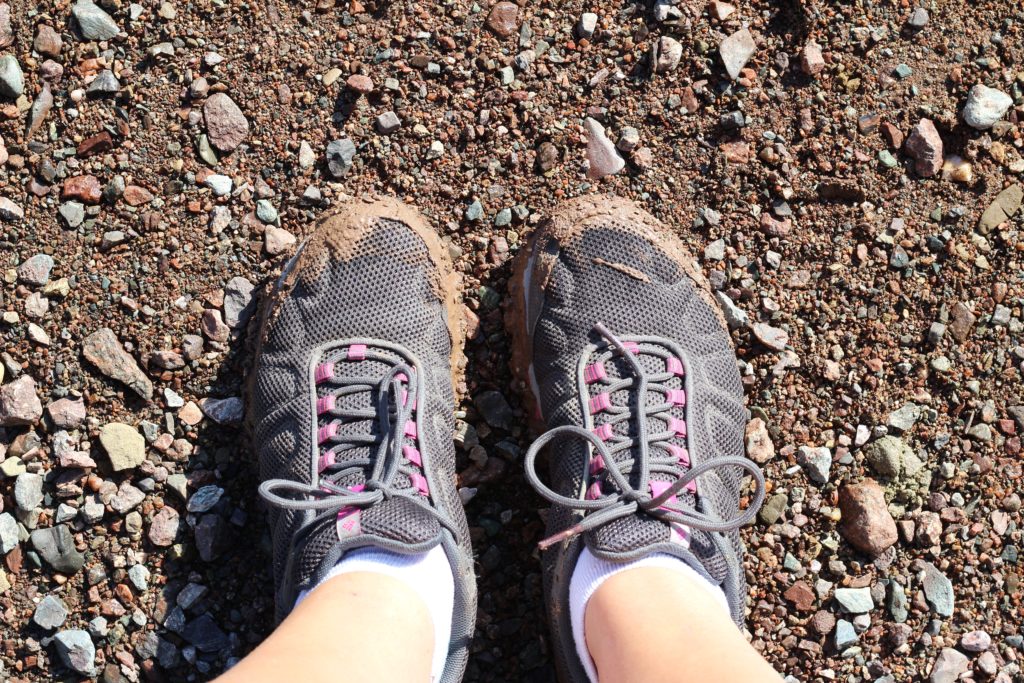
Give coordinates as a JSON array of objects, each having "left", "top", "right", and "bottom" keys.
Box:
[
  {"left": 295, "top": 545, "right": 454, "bottom": 683},
  {"left": 568, "top": 547, "right": 730, "bottom": 683}
]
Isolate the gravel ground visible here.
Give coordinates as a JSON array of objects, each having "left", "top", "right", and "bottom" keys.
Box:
[{"left": 1, "top": 0, "right": 1023, "bottom": 681}]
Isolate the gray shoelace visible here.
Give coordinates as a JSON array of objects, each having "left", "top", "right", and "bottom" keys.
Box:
[
  {"left": 259, "top": 353, "right": 458, "bottom": 582},
  {"left": 524, "top": 323, "right": 766, "bottom": 550}
]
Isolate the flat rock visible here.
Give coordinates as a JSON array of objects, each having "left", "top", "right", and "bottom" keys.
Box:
[
  {"left": 905, "top": 119, "right": 943, "bottom": 177},
  {"left": 962, "top": 84, "right": 1012, "bottom": 130},
  {"left": 834, "top": 587, "right": 874, "bottom": 614},
  {"left": 977, "top": 184, "right": 1023, "bottom": 234},
  {"left": 920, "top": 561, "right": 954, "bottom": 617},
  {"left": 71, "top": 0, "right": 119, "bottom": 40},
  {"left": 18, "top": 254, "right": 55, "bottom": 286},
  {"left": 223, "top": 276, "right": 256, "bottom": 328},
  {"left": 0, "top": 512, "right": 18, "bottom": 552},
  {"left": 30, "top": 525, "right": 85, "bottom": 573},
  {"left": 960, "top": 630, "right": 991, "bottom": 652},
  {"left": 0, "top": 375, "right": 43, "bottom": 426},
  {"left": 584, "top": 117, "right": 625, "bottom": 180},
  {"left": 46, "top": 397, "right": 87, "bottom": 429},
  {"left": 720, "top": 29, "right": 756, "bottom": 80},
  {"left": 14, "top": 472, "right": 43, "bottom": 512},
  {"left": 797, "top": 446, "right": 831, "bottom": 484},
  {"left": 203, "top": 93, "right": 249, "bottom": 153},
  {"left": 83, "top": 327, "right": 153, "bottom": 400},
  {"left": 752, "top": 322, "right": 789, "bottom": 351},
  {"left": 100, "top": 423, "right": 145, "bottom": 471},
  {"left": 33, "top": 594, "right": 69, "bottom": 629},
  {"left": 25, "top": 83, "right": 54, "bottom": 139},
  {"left": 839, "top": 479, "right": 897, "bottom": 556},
  {"left": 0, "top": 196, "right": 23, "bottom": 222},
  {"left": 326, "top": 138, "right": 357, "bottom": 177},
  {"left": 0, "top": 54, "right": 23, "bottom": 98},
  {"left": 54, "top": 630, "right": 96, "bottom": 676},
  {"left": 201, "top": 397, "right": 244, "bottom": 425},
  {"left": 929, "top": 648, "right": 968, "bottom": 683},
  {"left": 148, "top": 506, "right": 180, "bottom": 546}
]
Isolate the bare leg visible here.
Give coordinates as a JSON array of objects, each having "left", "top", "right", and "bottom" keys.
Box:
[
  {"left": 585, "top": 567, "right": 779, "bottom": 682},
  {"left": 216, "top": 572, "right": 433, "bottom": 683}
]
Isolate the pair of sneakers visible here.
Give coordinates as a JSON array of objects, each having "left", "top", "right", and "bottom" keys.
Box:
[{"left": 248, "top": 194, "right": 765, "bottom": 682}]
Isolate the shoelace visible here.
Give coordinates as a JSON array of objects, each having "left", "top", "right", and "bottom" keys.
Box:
[
  {"left": 259, "top": 348, "right": 458, "bottom": 577},
  {"left": 524, "top": 323, "right": 766, "bottom": 550}
]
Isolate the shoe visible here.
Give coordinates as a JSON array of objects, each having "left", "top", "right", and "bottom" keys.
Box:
[
  {"left": 248, "top": 196, "right": 476, "bottom": 681},
  {"left": 506, "top": 194, "right": 765, "bottom": 682}
]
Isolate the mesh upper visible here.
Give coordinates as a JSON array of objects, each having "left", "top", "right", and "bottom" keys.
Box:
[
  {"left": 523, "top": 216, "right": 751, "bottom": 679},
  {"left": 249, "top": 215, "right": 475, "bottom": 681}
]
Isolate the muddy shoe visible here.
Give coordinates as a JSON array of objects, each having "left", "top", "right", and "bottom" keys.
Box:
[
  {"left": 248, "top": 196, "right": 476, "bottom": 680},
  {"left": 506, "top": 194, "right": 765, "bottom": 682}
]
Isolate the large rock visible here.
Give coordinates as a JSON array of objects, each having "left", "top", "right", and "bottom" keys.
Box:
[
  {"left": 962, "top": 84, "right": 1012, "bottom": 130},
  {"left": 30, "top": 525, "right": 85, "bottom": 573},
  {"left": 905, "top": 119, "right": 943, "bottom": 177},
  {"left": 99, "top": 423, "right": 146, "bottom": 471},
  {"left": 82, "top": 327, "right": 153, "bottom": 400},
  {"left": 719, "top": 29, "right": 756, "bottom": 80},
  {"left": 71, "top": 0, "right": 120, "bottom": 41},
  {"left": 584, "top": 117, "right": 624, "bottom": 180},
  {"left": 0, "top": 375, "right": 43, "bottom": 426},
  {"left": 0, "top": 54, "right": 23, "bottom": 98},
  {"left": 977, "top": 183, "right": 1023, "bottom": 234},
  {"left": 838, "top": 479, "right": 898, "bottom": 556},
  {"left": 929, "top": 648, "right": 968, "bottom": 683},
  {"left": 0, "top": 3, "right": 12, "bottom": 48},
  {"left": 203, "top": 93, "right": 249, "bottom": 153},
  {"left": 920, "top": 561, "right": 954, "bottom": 617},
  {"left": 53, "top": 630, "right": 96, "bottom": 676}
]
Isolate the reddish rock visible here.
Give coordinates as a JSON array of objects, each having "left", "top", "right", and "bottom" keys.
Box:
[
  {"left": 123, "top": 185, "right": 154, "bottom": 206},
  {"left": 486, "top": 1, "right": 519, "bottom": 37},
  {"left": 904, "top": 118, "right": 943, "bottom": 177},
  {"left": 34, "top": 24, "right": 63, "bottom": 57},
  {"left": 77, "top": 132, "right": 113, "bottom": 157},
  {"left": 839, "top": 479, "right": 898, "bottom": 556},
  {"left": 0, "top": 3, "right": 11, "bottom": 49},
  {"left": 720, "top": 141, "right": 750, "bottom": 164},
  {"left": 346, "top": 74, "right": 373, "bottom": 94},
  {"left": 759, "top": 212, "right": 792, "bottom": 237},
  {"left": 203, "top": 93, "right": 249, "bottom": 153},
  {"left": 880, "top": 122, "right": 904, "bottom": 149},
  {"left": 148, "top": 507, "right": 180, "bottom": 546},
  {"left": 801, "top": 40, "right": 825, "bottom": 76},
  {"left": 62, "top": 175, "right": 102, "bottom": 204},
  {"left": 745, "top": 417, "right": 775, "bottom": 464},
  {"left": 784, "top": 580, "right": 815, "bottom": 612}
]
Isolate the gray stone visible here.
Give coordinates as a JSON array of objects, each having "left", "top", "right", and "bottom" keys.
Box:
[
  {"left": 929, "top": 648, "right": 968, "bottom": 683},
  {"left": 835, "top": 619, "right": 858, "bottom": 650},
  {"left": 887, "top": 403, "right": 921, "bottom": 432},
  {"left": 83, "top": 327, "right": 153, "bottom": 400},
  {"left": 181, "top": 614, "right": 229, "bottom": 652},
  {"left": 907, "top": 7, "right": 928, "bottom": 28},
  {"left": 864, "top": 435, "right": 913, "bottom": 479},
  {"left": 59, "top": 201, "right": 86, "bottom": 228},
  {"left": 654, "top": 36, "right": 682, "bottom": 73},
  {"left": 752, "top": 323, "right": 789, "bottom": 351},
  {"left": 0, "top": 512, "right": 19, "bottom": 553},
  {"left": 0, "top": 53, "right": 23, "bottom": 98},
  {"left": 187, "top": 485, "right": 224, "bottom": 513},
  {"left": 0, "top": 375, "right": 43, "bottom": 426},
  {"left": 888, "top": 581, "right": 908, "bottom": 622},
  {"left": 86, "top": 69, "right": 118, "bottom": 95},
  {"left": 99, "top": 422, "right": 146, "bottom": 471},
  {"left": 223, "top": 276, "right": 255, "bottom": 328},
  {"left": 326, "top": 138, "right": 357, "bottom": 177},
  {"left": 71, "top": 0, "right": 120, "bottom": 40},
  {"left": 30, "top": 525, "right": 85, "bottom": 573},
  {"left": 376, "top": 111, "right": 401, "bottom": 134},
  {"left": 797, "top": 446, "right": 831, "bottom": 484},
  {"left": 0, "top": 196, "right": 23, "bottom": 222},
  {"left": 127, "top": 564, "right": 150, "bottom": 592},
  {"left": 920, "top": 561, "right": 954, "bottom": 617},
  {"left": 201, "top": 397, "right": 244, "bottom": 425},
  {"left": 33, "top": 594, "right": 68, "bottom": 629},
  {"left": 109, "top": 481, "right": 145, "bottom": 514},
  {"left": 206, "top": 174, "right": 232, "bottom": 196},
  {"left": 834, "top": 587, "right": 874, "bottom": 614},
  {"left": 14, "top": 472, "right": 43, "bottom": 512},
  {"left": 962, "top": 84, "right": 1013, "bottom": 130},
  {"left": 18, "top": 254, "right": 55, "bottom": 286},
  {"left": 978, "top": 184, "right": 1023, "bottom": 234},
  {"left": 719, "top": 28, "right": 756, "bottom": 80},
  {"left": 714, "top": 291, "right": 748, "bottom": 329},
  {"left": 474, "top": 390, "right": 516, "bottom": 431},
  {"left": 53, "top": 630, "right": 96, "bottom": 676},
  {"left": 255, "top": 199, "right": 278, "bottom": 224},
  {"left": 577, "top": 12, "right": 597, "bottom": 39}
]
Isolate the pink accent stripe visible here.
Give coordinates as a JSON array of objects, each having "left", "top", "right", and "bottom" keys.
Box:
[
  {"left": 593, "top": 423, "right": 614, "bottom": 441},
  {"left": 409, "top": 472, "right": 430, "bottom": 496},
  {"left": 317, "top": 423, "right": 338, "bottom": 444},
  {"left": 668, "top": 444, "right": 690, "bottom": 468},
  {"left": 585, "top": 482, "right": 603, "bottom": 500},
  {"left": 666, "top": 357, "right": 685, "bottom": 376},
  {"left": 667, "top": 389, "right": 686, "bottom": 406},
  {"left": 619, "top": 341, "right": 639, "bottom": 354},
  {"left": 584, "top": 363, "right": 606, "bottom": 383},
  {"left": 589, "top": 393, "right": 611, "bottom": 413},
  {"left": 589, "top": 454, "right": 605, "bottom": 475},
  {"left": 316, "top": 395, "right": 335, "bottom": 415},
  {"left": 650, "top": 480, "right": 677, "bottom": 503},
  {"left": 335, "top": 485, "right": 366, "bottom": 538},
  {"left": 314, "top": 362, "right": 335, "bottom": 384},
  {"left": 317, "top": 451, "right": 336, "bottom": 473},
  {"left": 404, "top": 421, "right": 418, "bottom": 438},
  {"left": 668, "top": 417, "right": 687, "bottom": 437},
  {"left": 347, "top": 344, "right": 367, "bottom": 360},
  {"left": 403, "top": 445, "right": 422, "bottom": 467},
  {"left": 396, "top": 372, "right": 408, "bottom": 383}
]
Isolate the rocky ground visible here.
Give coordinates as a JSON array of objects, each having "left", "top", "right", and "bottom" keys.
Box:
[{"left": 0, "top": 0, "right": 1022, "bottom": 681}]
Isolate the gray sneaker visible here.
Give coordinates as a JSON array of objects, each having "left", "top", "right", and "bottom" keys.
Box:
[
  {"left": 506, "top": 194, "right": 765, "bottom": 682},
  {"left": 248, "top": 196, "right": 476, "bottom": 682}
]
